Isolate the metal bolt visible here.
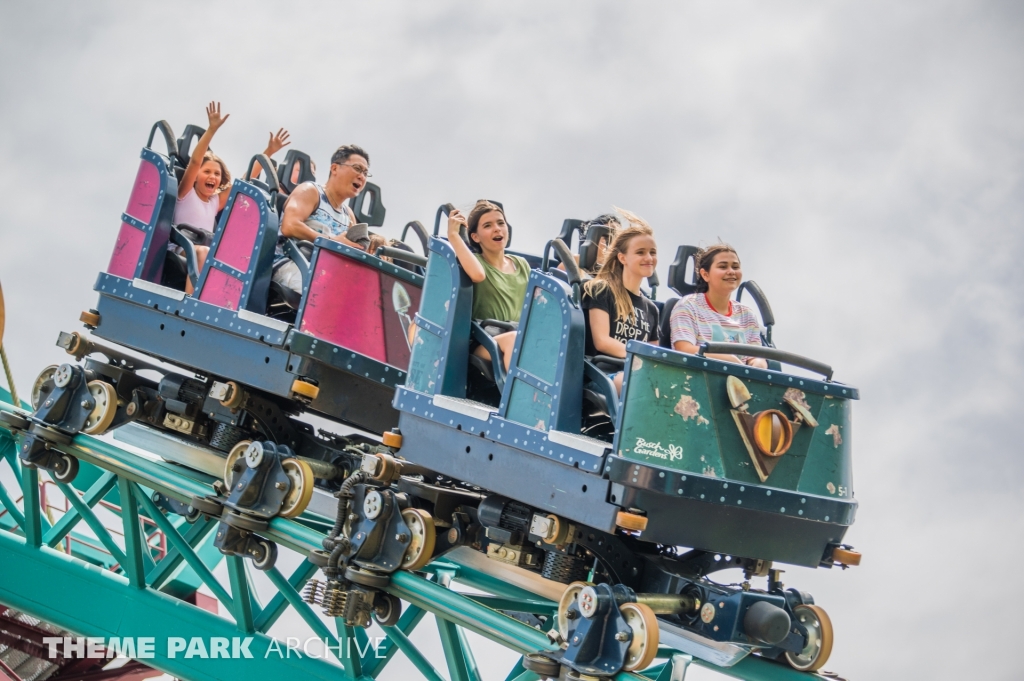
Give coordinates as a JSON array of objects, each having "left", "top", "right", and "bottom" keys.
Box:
[
  {"left": 396, "top": 533, "right": 409, "bottom": 543},
  {"left": 275, "top": 482, "right": 286, "bottom": 490},
  {"left": 615, "top": 631, "right": 630, "bottom": 642},
  {"left": 44, "top": 400, "right": 52, "bottom": 407},
  {"left": 126, "top": 402, "right": 137, "bottom": 416},
  {"left": 237, "top": 483, "right": 243, "bottom": 489},
  {"left": 572, "top": 635, "right": 580, "bottom": 644},
  {"left": 81, "top": 400, "right": 93, "bottom": 409},
  {"left": 565, "top": 610, "right": 577, "bottom": 620},
  {"left": 348, "top": 513, "right": 359, "bottom": 521},
  {"left": 447, "top": 528, "right": 459, "bottom": 543}
]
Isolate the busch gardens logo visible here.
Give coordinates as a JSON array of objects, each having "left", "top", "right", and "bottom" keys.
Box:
[{"left": 632, "top": 438, "right": 682, "bottom": 461}]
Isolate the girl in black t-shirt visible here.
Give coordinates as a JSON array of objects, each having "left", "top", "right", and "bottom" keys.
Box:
[{"left": 581, "top": 210, "right": 659, "bottom": 394}]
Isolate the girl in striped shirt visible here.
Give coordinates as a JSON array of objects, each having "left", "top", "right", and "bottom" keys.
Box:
[{"left": 669, "top": 243, "right": 768, "bottom": 368}]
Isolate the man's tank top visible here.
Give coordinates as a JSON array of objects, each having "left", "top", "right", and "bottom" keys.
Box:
[{"left": 303, "top": 184, "right": 351, "bottom": 238}]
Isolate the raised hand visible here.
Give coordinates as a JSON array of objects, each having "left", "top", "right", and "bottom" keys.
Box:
[
  {"left": 447, "top": 209, "right": 467, "bottom": 238},
  {"left": 206, "top": 101, "right": 230, "bottom": 131},
  {"left": 265, "top": 128, "right": 291, "bottom": 157}
]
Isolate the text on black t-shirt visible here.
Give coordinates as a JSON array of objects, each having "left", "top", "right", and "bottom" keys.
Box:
[{"left": 582, "top": 285, "right": 660, "bottom": 357}]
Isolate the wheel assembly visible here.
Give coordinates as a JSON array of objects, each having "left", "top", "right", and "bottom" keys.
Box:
[
  {"left": 399, "top": 507, "right": 436, "bottom": 571},
  {"left": 619, "top": 602, "right": 659, "bottom": 671},
  {"left": 279, "top": 458, "right": 315, "bottom": 518},
  {"left": 785, "top": 604, "right": 833, "bottom": 671},
  {"left": 82, "top": 380, "right": 117, "bottom": 435}
]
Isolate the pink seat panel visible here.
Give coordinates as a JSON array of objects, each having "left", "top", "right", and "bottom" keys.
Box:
[
  {"left": 214, "top": 194, "right": 261, "bottom": 273},
  {"left": 107, "top": 222, "right": 145, "bottom": 278},
  {"left": 301, "top": 252, "right": 388, "bottom": 363},
  {"left": 198, "top": 267, "right": 244, "bottom": 311},
  {"left": 125, "top": 159, "right": 161, "bottom": 224}
]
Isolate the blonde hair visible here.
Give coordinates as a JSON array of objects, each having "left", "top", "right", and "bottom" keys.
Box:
[{"left": 583, "top": 207, "right": 654, "bottom": 322}]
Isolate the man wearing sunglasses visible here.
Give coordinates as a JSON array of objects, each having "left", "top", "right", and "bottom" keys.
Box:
[{"left": 273, "top": 144, "right": 372, "bottom": 293}]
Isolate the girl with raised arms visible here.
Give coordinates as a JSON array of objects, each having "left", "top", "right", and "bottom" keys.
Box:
[{"left": 174, "top": 101, "right": 289, "bottom": 292}]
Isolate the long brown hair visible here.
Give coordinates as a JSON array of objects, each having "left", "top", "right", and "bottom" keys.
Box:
[
  {"left": 694, "top": 243, "right": 739, "bottom": 293},
  {"left": 583, "top": 208, "right": 654, "bottom": 322},
  {"left": 202, "top": 151, "right": 232, "bottom": 191},
  {"left": 466, "top": 200, "right": 506, "bottom": 253}
]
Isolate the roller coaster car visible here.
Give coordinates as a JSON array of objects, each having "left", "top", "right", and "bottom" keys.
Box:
[
  {"left": 13, "top": 121, "right": 426, "bottom": 494},
  {"left": 379, "top": 234, "right": 859, "bottom": 674}
]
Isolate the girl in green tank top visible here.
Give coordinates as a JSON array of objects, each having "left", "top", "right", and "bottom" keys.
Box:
[{"left": 447, "top": 200, "right": 528, "bottom": 371}]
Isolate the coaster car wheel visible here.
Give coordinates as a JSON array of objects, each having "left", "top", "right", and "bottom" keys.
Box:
[
  {"left": 51, "top": 452, "right": 80, "bottom": 484},
  {"left": 31, "top": 365, "right": 59, "bottom": 410},
  {"left": 620, "top": 602, "right": 659, "bottom": 672},
  {"left": 83, "top": 380, "right": 117, "bottom": 435},
  {"left": 523, "top": 652, "right": 561, "bottom": 678},
  {"left": 784, "top": 604, "right": 833, "bottom": 671},
  {"left": 372, "top": 592, "right": 402, "bottom": 627},
  {"left": 400, "top": 507, "right": 436, "bottom": 571},
  {"left": 290, "top": 378, "right": 319, "bottom": 401},
  {"left": 615, "top": 510, "right": 648, "bottom": 532},
  {"left": 279, "top": 458, "right": 315, "bottom": 518},
  {"left": 219, "top": 380, "right": 244, "bottom": 409},
  {"left": 345, "top": 565, "right": 391, "bottom": 588},
  {"left": 557, "top": 581, "right": 592, "bottom": 638},
  {"left": 223, "top": 440, "right": 252, "bottom": 488},
  {"left": 252, "top": 538, "right": 278, "bottom": 571},
  {"left": 79, "top": 310, "right": 100, "bottom": 328}
]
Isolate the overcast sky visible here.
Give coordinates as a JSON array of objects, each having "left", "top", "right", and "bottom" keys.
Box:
[{"left": 1, "top": 2, "right": 1022, "bottom": 679}]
